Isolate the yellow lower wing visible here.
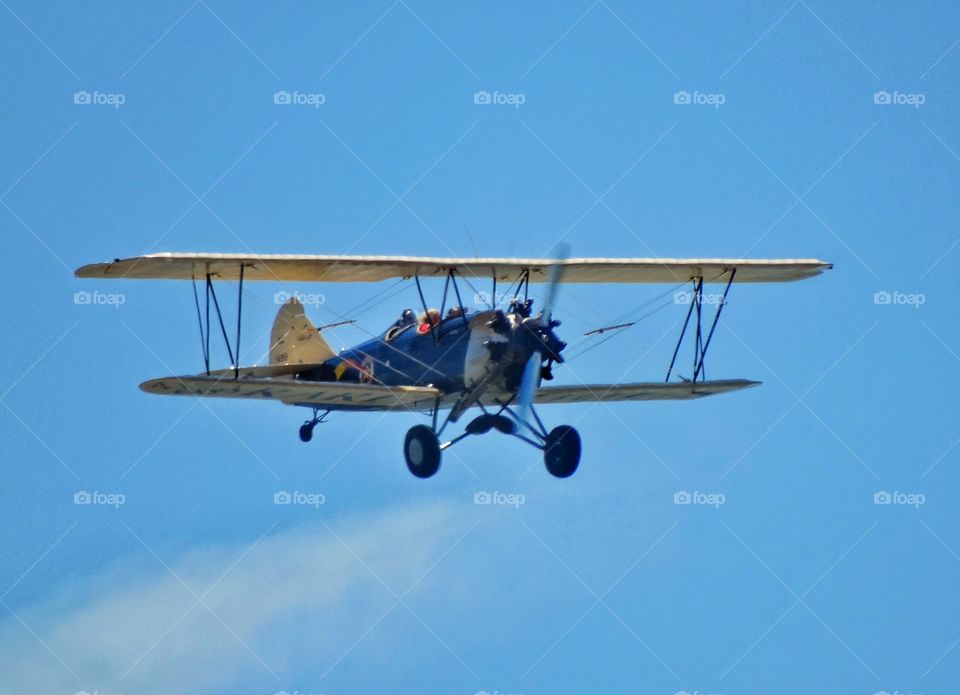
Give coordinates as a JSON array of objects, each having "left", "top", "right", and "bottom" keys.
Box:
[
  {"left": 532, "top": 379, "right": 760, "bottom": 404},
  {"left": 141, "top": 376, "right": 440, "bottom": 411}
]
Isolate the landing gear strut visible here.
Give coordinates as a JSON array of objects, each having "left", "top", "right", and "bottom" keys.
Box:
[{"left": 298, "top": 409, "right": 328, "bottom": 443}]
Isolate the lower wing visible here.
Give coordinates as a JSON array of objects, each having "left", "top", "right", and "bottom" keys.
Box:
[
  {"left": 141, "top": 375, "right": 440, "bottom": 412},
  {"left": 533, "top": 379, "right": 760, "bottom": 404},
  {"left": 140, "top": 375, "right": 757, "bottom": 411}
]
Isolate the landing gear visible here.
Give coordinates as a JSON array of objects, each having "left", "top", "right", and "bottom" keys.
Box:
[
  {"left": 543, "top": 425, "right": 581, "bottom": 478},
  {"left": 404, "top": 425, "right": 441, "bottom": 478},
  {"left": 409, "top": 397, "right": 580, "bottom": 478},
  {"left": 299, "top": 423, "right": 314, "bottom": 442},
  {"left": 298, "top": 409, "right": 328, "bottom": 443}
]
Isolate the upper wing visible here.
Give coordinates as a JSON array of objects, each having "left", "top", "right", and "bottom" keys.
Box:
[
  {"left": 533, "top": 379, "right": 760, "bottom": 404},
  {"left": 76, "top": 253, "right": 831, "bottom": 284},
  {"left": 141, "top": 375, "right": 440, "bottom": 411}
]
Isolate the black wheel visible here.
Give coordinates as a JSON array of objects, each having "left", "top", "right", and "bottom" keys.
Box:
[
  {"left": 299, "top": 423, "right": 314, "bottom": 443},
  {"left": 404, "top": 425, "right": 441, "bottom": 478},
  {"left": 544, "top": 425, "right": 581, "bottom": 478}
]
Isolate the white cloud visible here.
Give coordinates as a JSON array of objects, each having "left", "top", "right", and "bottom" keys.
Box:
[{"left": 0, "top": 503, "right": 475, "bottom": 694}]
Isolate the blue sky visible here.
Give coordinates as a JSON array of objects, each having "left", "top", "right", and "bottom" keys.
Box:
[{"left": 1, "top": 1, "right": 959, "bottom": 693}]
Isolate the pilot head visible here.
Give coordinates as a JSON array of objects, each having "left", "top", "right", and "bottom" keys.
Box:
[{"left": 417, "top": 308, "right": 441, "bottom": 333}]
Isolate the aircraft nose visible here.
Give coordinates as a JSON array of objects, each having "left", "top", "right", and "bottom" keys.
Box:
[
  {"left": 546, "top": 331, "right": 566, "bottom": 363},
  {"left": 514, "top": 316, "right": 566, "bottom": 363}
]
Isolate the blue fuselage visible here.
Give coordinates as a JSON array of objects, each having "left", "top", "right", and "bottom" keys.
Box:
[{"left": 301, "top": 313, "right": 482, "bottom": 394}]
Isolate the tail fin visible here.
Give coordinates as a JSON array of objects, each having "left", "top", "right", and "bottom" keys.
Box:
[{"left": 270, "top": 297, "right": 335, "bottom": 365}]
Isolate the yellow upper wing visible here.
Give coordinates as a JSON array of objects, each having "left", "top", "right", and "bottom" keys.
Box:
[{"left": 76, "top": 253, "right": 831, "bottom": 284}]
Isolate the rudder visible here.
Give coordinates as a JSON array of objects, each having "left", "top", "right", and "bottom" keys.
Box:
[{"left": 270, "top": 297, "right": 335, "bottom": 365}]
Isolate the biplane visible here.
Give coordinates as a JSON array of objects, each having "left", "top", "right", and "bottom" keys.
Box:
[{"left": 75, "top": 253, "right": 831, "bottom": 478}]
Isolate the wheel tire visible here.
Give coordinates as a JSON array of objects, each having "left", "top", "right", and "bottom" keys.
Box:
[
  {"left": 544, "top": 425, "right": 581, "bottom": 478},
  {"left": 299, "top": 424, "right": 314, "bottom": 443},
  {"left": 404, "top": 425, "right": 441, "bottom": 478}
]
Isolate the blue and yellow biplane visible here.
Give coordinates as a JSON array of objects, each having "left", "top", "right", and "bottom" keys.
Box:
[{"left": 76, "top": 252, "right": 831, "bottom": 478}]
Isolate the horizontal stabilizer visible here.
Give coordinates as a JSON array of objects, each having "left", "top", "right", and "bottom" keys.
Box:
[{"left": 207, "top": 364, "right": 327, "bottom": 379}]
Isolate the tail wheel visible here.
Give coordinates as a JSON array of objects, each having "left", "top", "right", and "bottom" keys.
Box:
[
  {"left": 404, "top": 425, "right": 441, "bottom": 478},
  {"left": 544, "top": 425, "right": 581, "bottom": 478}
]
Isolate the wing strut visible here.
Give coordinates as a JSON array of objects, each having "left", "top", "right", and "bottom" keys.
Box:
[
  {"left": 449, "top": 269, "right": 470, "bottom": 330},
  {"left": 665, "top": 277, "right": 700, "bottom": 382},
  {"left": 234, "top": 263, "right": 244, "bottom": 379},
  {"left": 191, "top": 264, "right": 246, "bottom": 377},
  {"left": 665, "top": 268, "right": 736, "bottom": 383},
  {"left": 694, "top": 267, "right": 735, "bottom": 381}
]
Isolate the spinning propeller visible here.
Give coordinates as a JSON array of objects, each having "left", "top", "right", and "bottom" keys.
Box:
[{"left": 516, "top": 245, "right": 568, "bottom": 427}]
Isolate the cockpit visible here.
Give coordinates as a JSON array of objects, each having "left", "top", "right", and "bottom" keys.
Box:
[{"left": 384, "top": 306, "right": 470, "bottom": 341}]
